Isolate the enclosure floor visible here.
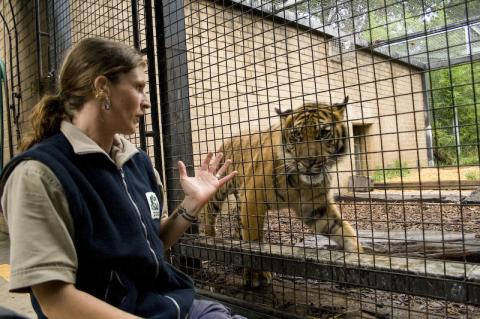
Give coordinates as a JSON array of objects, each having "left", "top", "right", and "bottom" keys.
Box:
[{"left": 203, "top": 198, "right": 480, "bottom": 317}]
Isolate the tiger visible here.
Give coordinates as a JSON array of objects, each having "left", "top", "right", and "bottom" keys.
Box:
[{"left": 202, "top": 97, "right": 363, "bottom": 287}]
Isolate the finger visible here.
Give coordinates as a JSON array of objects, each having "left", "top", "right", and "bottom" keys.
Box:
[
  {"left": 215, "top": 159, "right": 231, "bottom": 178},
  {"left": 209, "top": 152, "right": 224, "bottom": 173},
  {"left": 178, "top": 161, "right": 188, "bottom": 178},
  {"left": 201, "top": 152, "right": 213, "bottom": 171},
  {"left": 217, "top": 170, "right": 237, "bottom": 188}
]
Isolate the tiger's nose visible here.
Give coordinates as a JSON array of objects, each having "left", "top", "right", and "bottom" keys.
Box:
[{"left": 300, "top": 159, "right": 315, "bottom": 168}]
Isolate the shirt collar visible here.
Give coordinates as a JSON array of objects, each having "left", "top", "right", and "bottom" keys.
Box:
[{"left": 60, "top": 121, "right": 139, "bottom": 168}]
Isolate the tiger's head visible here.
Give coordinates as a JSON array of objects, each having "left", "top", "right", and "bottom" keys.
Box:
[{"left": 275, "top": 97, "right": 349, "bottom": 184}]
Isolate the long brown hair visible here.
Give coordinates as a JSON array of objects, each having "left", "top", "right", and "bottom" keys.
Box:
[{"left": 19, "top": 37, "right": 145, "bottom": 151}]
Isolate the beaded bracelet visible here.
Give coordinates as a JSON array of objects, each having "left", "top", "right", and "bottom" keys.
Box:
[{"left": 176, "top": 206, "right": 198, "bottom": 223}]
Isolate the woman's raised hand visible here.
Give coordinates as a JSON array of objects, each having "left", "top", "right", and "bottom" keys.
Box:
[{"left": 177, "top": 152, "right": 237, "bottom": 213}]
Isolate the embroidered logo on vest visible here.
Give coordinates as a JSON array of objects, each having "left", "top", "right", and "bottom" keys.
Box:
[{"left": 145, "top": 192, "right": 160, "bottom": 219}]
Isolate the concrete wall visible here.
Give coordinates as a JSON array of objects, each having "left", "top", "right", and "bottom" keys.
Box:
[{"left": 184, "top": 0, "right": 428, "bottom": 189}]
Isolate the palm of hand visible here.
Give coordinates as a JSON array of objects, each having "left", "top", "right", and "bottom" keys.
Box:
[
  {"left": 177, "top": 152, "right": 237, "bottom": 212},
  {"left": 180, "top": 170, "right": 219, "bottom": 205}
]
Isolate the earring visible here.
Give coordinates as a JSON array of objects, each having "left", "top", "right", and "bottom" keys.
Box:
[
  {"left": 95, "top": 90, "right": 105, "bottom": 100},
  {"left": 104, "top": 96, "right": 111, "bottom": 110},
  {"left": 95, "top": 90, "right": 110, "bottom": 111}
]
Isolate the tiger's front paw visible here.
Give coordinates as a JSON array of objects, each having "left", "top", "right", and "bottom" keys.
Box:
[
  {"left": 243, "top": 269, "right": 272, "bottom": 288},
  {"left": 203, "top": 224, "right": 216, "bottom": 237},
  {"left": 343, "top": 238, "right": 363, "bottom": 253}
]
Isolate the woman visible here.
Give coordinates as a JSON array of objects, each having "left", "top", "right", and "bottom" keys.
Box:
[{"left": 0, "top": 37, "right": 243, "bottom": 319}]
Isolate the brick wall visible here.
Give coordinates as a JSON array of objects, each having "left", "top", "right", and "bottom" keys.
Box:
[{"left": 184, "top": 0, "right": 428, "bottom": 189}]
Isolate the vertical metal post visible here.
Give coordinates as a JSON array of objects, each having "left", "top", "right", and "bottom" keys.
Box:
[
  {"left": 154, "top": 0, "right": 194, "bottom": 211},
  {"left": 47, "top": 0, "right": 72, "bottom": 86},
  {"left": 142, "top": 0, "right": 164, "bottom": 175},
  {"left": 130, "top": 0, "right": 147, "bottom": 152},
  {"left": 453, "top": 105, "right": 461, "bottom": 157},
  {"left": 34, "top": 0, "right": 44, "bottom": 94},
  {"left": 422, "top": 72, "right": 435, "bottom": 166},
  {"left": 130, "top": 0, "right": 140, "bottom": 49},
  {"left": 0, "top": 60, "right": 5, "bottom": 170},
  {"left": 154, "top": 0, "right": 199, "bottom": 272}
]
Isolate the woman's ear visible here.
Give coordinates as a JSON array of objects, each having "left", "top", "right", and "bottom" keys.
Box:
[{"left": 93, "top": 75, "right": 109, "bottom": 93}]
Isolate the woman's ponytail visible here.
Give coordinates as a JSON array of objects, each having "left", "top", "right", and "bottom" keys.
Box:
[{"left": 18, "top": 94, "right": 66, "bottom": 151}]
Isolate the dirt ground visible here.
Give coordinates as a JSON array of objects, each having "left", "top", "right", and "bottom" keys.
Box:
[{"left": 386, "top": 166, "right": 479, "bottom": 183}]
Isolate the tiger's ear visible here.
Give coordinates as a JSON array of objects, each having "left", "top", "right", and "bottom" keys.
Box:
[
  {"left": 275, "top": 107, "right": 293, "bottom": 118},
  {"left": 333, "top": 96, "right": 349, "bottom": 116}
]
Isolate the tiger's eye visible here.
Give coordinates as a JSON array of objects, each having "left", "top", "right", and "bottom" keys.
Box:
[
  {"left": 290, "top": 129, "right": 302, "bottom": 142},
  {"left": 317, "top": 125, "right": 332, "bottom": 139}
]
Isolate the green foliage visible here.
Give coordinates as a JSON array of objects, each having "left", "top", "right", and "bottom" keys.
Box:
[
  {"left": 464, "top": 170, "right": 480, "bottom": 181},
  {"left": 459, "top": 153, "right": 480, "bottom": 166},
  {"left": 285, "top": 0, "right": 479, "bottom": 42},
  {"left": 372, "top": 160, "right": 411, "bottom": 182},
  {"left": 430, "top": 62, "right": 480, "bottom": 165},
  {"left": 361, "top": 0, "right": 480, "bottom": 42}
]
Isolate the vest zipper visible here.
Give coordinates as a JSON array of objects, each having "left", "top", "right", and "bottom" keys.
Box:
[
  {"left": 119, "top": 168, "right": 160, "bottom": 279},
  {"left": 104, "top": 270, "right": 127, "bottom": 304},
  {"left": 104, "top": 270, "right": 115, "bottom": 300},
  {"left": 165, "top": 295, "right": 181, "bottom": 319}
]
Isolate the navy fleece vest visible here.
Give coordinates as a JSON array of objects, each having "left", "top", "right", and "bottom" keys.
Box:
[{"left": 1, "top": 133, "right": 195, "bottom": 319}]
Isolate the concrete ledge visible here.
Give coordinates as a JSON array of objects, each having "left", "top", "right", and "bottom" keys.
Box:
[
  {"left": 298, "top": 230, "right": 480, "bottom": 257},
  {"left": 348, "top": 175, "right": 374, "bottom": 192}
]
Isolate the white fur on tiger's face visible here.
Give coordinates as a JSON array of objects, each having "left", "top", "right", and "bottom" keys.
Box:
[{"left": 204, "top": 97, "right": 362, "bottom": 286}]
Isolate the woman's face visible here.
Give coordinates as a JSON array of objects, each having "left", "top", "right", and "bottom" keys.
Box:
[{"left": 108, "top": 65, "right": 151, "bottom": 135}]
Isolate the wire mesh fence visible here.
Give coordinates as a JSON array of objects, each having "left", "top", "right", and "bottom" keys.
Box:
[
  {"left": 1, "top": 0, "right": 160, "bottom": 160},
  {"left": 177, "top": 0, "right": 480, "bottom": 317},
  {"left": 1, "top": 0, "right": 480, "bottom": 318}
]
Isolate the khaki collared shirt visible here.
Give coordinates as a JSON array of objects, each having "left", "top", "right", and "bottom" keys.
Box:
[{"left": 1, "top": 121, "right": 165, "bottom": 292}]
